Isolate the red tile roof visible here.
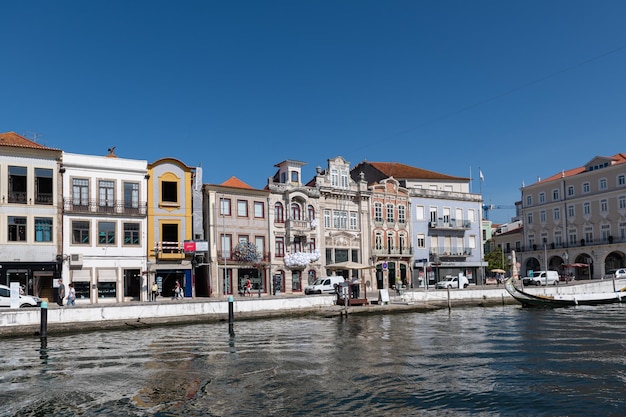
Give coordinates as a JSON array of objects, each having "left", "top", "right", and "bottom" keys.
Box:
[
  {"left": 539, "top": 153, "right": 626, "bottom": 183},
  {"left": 220, "top": 176, "right": 254, "bottom": 189},
  {"left": 0, "top": 131, "right": 59, "bottom": 151},
  {"left": 366, "top": 162, "right": 468, "bottom": 181}
]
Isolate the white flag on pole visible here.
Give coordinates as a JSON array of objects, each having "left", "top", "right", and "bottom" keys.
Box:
[{"left": 479, "top": 169, "right": 484, "bottom": 182}]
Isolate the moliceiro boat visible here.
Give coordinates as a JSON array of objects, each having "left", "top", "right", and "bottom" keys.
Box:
[{"left": 505, "top": 278, "right": 626, "bottom": 308}]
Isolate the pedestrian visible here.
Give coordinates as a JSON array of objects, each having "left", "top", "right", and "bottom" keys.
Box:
[
  {"left": 173, "top": 280, "right": 181, "bottom": 300},
  {"left": 66, "top": 283, "right": 76, "bottom": 307},
  {"left": 57, "top": 279, "right": 65, "bottom": 306},
  {"left": 151, "top": 282, "right": 159, "bottom": 301},
  {"left": 244, "top": 277, "right": 252, "bottom": 296},
  {"left": 351, "top": 276, "right": 360, "bottom": 299}
]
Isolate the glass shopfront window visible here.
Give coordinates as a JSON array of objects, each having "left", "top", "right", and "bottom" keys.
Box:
[
  {"left": 74, "top": 282, "right": 91, "bottom": 300},
  {"left": 97, "top": 282, "right": 117, "bottom": 298}
]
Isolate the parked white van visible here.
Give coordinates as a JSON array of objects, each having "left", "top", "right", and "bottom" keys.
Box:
[
  {"left": 523, "top": 270, "right": 559, "bottom": 286},
  {"left": 304, "top": 276, "right": 345, "bottom": 295}
]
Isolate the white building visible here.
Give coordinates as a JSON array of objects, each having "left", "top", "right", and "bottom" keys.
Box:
[
  {"left": 0, "top": 132, "right": 62, "bottom": 302},
  {"left": 61, "top": 150, "right": 148, "bottom": 303}
]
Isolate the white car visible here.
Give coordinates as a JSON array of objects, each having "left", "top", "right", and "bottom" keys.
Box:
[
  {"left": 0, "top": 284, "right": 42, "bottom": 308},
  {"left": 604, "top": 268, "right": 626, "bottom": 279},
  {"left": 435, "top": 275, "right": 469, "bottom": 289}
]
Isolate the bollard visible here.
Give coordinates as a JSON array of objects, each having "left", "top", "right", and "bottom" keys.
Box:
[
  {"left": 228, "top": 295, "right": 235, "bottom": 336},
  {"left": 447, "top": 287, "right": 451, "bottom": 311},
  {"left": 40, "top": 301, "right": 48, "bottom": 338},
  {"left": 258, "top": 287, "right": 261, "bottom": 298}
]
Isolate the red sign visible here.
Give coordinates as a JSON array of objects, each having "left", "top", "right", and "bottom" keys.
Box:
[{"left": 183, "top": 241, "right": 196, "bottom": 253}]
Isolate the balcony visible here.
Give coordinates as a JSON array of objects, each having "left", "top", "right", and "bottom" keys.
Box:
[
  {"left": 154, "top": 241, "right": 186, "bottom": 260},
  {"left": 217, "top": 250, "right": 271, "bottom": 263},
  {"left": 63, "top": 198, "right": 147, "bottom": 216},
  {"left": 286, "top": 218, "right": 313, "bottom": 236},
  {"left": 429, "top": 248, "right": 472, "bottom": 258},
  {"left": 371, "top": 247, "right": 413, "bottom": 257},
  {"left": 428, "top": 219, "right": 471, "bottom": 230}
]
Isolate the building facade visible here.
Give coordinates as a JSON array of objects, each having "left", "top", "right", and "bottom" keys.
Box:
[
  {"left": 203, "top": 177, "right": 271, "bottom": 298},
  {"left": 268, "top": 160, "right": 322, "bottom": 294},
  {"left": 0, "top": 132, "right": 62, "bottom": 301},
  {"left": 61, "top": 151, "right": 148, "bottom": 303},
  {"left": 520, "top": 154, "right": 626, "bottom": 279},
  {"left": 147, "top": 158, "right": 197, "bottom": 299}
]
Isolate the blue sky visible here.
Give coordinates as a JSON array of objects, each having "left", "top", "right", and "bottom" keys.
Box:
[{"left": 3, "top": 1, "right": 626, "bottom": 224}]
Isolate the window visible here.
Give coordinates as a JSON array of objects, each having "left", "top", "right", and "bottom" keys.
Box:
[
  {"left": 124, "top": 223, "right": 140, "bottom": 245},
  {"left": 567, "top": 186, "right": 575, "bottom": 196},
  {"left": 415, "top": 205, "right": 425, "bottom": 220},
  {"left": 399, "top": 233, "right": 407, "bottom": 252},
  {"left": 72, "top": 178, "right": 89, "bottom": 207},
  {"left": 552, "top": 189, "right": 559, "bottom": 201},
  {"left": 307, "top": 205, "right": 315, "bottom": 221},
  {"left": 582, "top": 182, "right": 590, "bottom": 194},
  {"left": 375, "top": 232, "right": 383, "bottom": 250},
  {"left": 568, "top": 229, "right": 577, "bottom": 245},
  {"left": 237, "top": 200, "right": 248, "bottom": 217},
  {"left": 386, "top": 232, "right": 395, "bottom": 251},
  {"left": 416, "top": 234, "right": 425, "bottom": 248},
  {"left": 161, "top": 224, "right": 178, "bottom": 246},
  {"left": 275, "top": 237, "right": 285, "bottom": 257},
  {"left": 307, "top": 237, "right": 316, "bottom": 252},
  {"left": 584, "top": 227, "right": 593, "bottom": 244},
  {"left": 218, "top": 234, "right": 231, "bottom": 259},
  {"left": 98, "top": 222, "right": 116, "bottom": 245},
  {"left": 290, "top": 203, "right": 301, "bottom": 220},
  {"left": 540, "top": 210, "right": 546, "bottom": 223},
  {"left": 123, "top": 182, "right": 139, "bottom": 209},
  {"left": 601, "top": 224, "right": 610, "bottom": 242},
  {"left": 8, "top": 216, "right": 26, "bottom": 241},
  {"left": 35, "top": 168, "right": 53, "bottom": 204},
  {"left": 583, "top": 202, "right": 591, "bottom": 215},
  {"left": 553, "top": 207, "right": 560, "bottom": 221},
  {"left": 330, "top": 169, "right": 338, "bottom": 187},
  {"left": 220, "top": 198, "right": 231, "bottom": 216},
  {"left": 324, "top": 209, "right": 331, "bottom": 228},
  {"left": 468, "top": 208, "right": 476, "bottom": 223},
  {"left": 374, "top": 203, "right": 383, "bottom": 222},
  {"left": 568, "top": 205, "right": 575, "bottom": 218},
  {"left": 429, "top": 207, "right": 437, "bottom": 223},
  {"left": 386, "top": 204, "right": 394, "bottom": 223},
  {"left": 554, "top": 231, "right": 562, "bottom": 247},
  {"left": 349, "top": 212, "right": 357, "bottom": 230},
  {"left": 274, "top": 202, "right": 283, "bottom": 222},
  {"left": 599, "top": 178, "right": 608, "bottom": 190},
  {"left": 527, "top": 212, "right": 533, "bottom": 224},
  {"left": 255, "top": 236, "right": 265, "bottom": 256},
  {"left": 98, "top": 180, "right": 115, "bottom": 209},
  {"left": 8, "top": 166, "right": 27, "bottom": 203},
  {"left": 290, "top": 170, "right": 299, "bottom": 183},
  {"left": 539, "top": 192, "right": 545, "bottom": 203},
  {"left": 619, "top": 196, "right": 626, "bottom": 210},
  {"left": 291, "top": 236, "right": 302, "bottom": 253},
  {"left": 619, "top": 174, "right": 626, "bottom": 186},
  {"left": 526, "top": 195, "right": 532, "bottom": 206},
  {"left": 333, "top": 210, "right": 347, "bottom": 229},
  {"left": 34, "top": 217, "right": 53, "bottom": 242},
  {"left": 341, "top": 169, "right": 349, "bottom": 188},
  {"left": 72, "top": 220, "right": 90, "bottom": 244},
  {"left": 600, "top": 199, "right": 608, "bottom": 212},
  {"left": 254, "top": 202, "right": 264, "bottom": 218},
  {"left": 161, "top": 181, "right": 178, "bottom": 203}
]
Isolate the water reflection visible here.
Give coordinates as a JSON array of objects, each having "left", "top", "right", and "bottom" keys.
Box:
[{"left": 1, "top": 305, "right": 626, "bottom": 416}]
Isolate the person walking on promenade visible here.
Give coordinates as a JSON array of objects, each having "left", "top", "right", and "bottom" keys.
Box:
[
  {"left": 66, "top": 283, "right": 76, "bottom": 307},
  {"left": 151, "top": 282, "right": 159, "bottom": 301},
  {"left": 244, "top": 277, "right": 252, "bottom": 296},
  {"left": 57, "top": 279, "right": 65, "bottom": 306},
  {"left": 173, "top": 280, "right": 182, "bottom": 300}
]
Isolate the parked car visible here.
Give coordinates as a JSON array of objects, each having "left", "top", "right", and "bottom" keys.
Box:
[
  {"left": 603, "top": 268, "right": 626, "bottom": 279},
  {"left": 435, "top": 275, "right": 469, "bottom": 289},
  {"left": 304, "top": 276, "right": 345, "bottom": 295},
  {"left": 0, "top": 284, "right": 42, "bottom": 308},
  {"left": 522, "top": 270, "right": 559, "bottom": 286}
]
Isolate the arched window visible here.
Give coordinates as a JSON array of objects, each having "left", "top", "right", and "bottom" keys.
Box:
[
  {"left": 274, "top": 202, "right": 284, "bottom": 223},
  {"left": 307, "top": 205, "right": 315, "bottom": 221},
  {"left": 291, "top": 203, "right": 301, "bottom": 220}
]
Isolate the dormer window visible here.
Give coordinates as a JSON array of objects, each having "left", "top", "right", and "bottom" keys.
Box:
[{"left": 291, "top": 170, "right": 299, "bottom": 183}]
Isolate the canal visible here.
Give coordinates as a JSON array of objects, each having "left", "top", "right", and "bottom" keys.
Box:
[{"left": 1, "top": 303, "right": 625, "bottom": 416}]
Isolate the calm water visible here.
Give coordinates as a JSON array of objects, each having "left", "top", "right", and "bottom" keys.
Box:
[{"left": 1, "top": 304, "right": 625, "bottom": 416}]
